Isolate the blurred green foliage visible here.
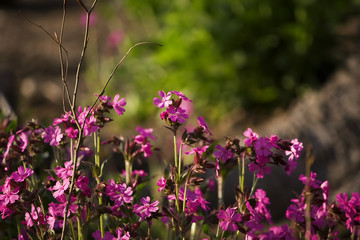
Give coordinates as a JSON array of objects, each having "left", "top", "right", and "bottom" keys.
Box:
[{"left": 88, "top": 0, "right": 359, "bottom": 123}]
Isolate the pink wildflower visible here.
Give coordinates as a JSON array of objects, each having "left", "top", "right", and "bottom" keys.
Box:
[
  {"left": 134, "top": 196, "right": 159, "bottom": 221},
  {"left": 112, "top": 94, "right": 126, "bottom": 115},
  {"left": 42, "top": 125, "right": 63, "bottom": 146},
  {"left": 153, "top": 91, "right": 172, "bottom": 108},
  {"left": 10, "top": 166, "right": 34, "bottom": 182},
  {"left": 218, "top": 207, "right": 242, "bottom": 232},
  {"left": 197, "top": 116, "right": 212, "bottom": 136},
  {"left": 243, "top": 128, "right": 259, "bottom": 146},
  {"left": 157, "top": 177, "right": 167, "bottom": 192}
]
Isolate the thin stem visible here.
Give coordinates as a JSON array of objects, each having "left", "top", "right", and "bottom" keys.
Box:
[
  {"left": 217, "top": 174, "right": 223, "bottom": 208},
  {"left": 60, "top": 128, "right": 83, "bottom": 240},
  {"left": 238, "top": 153, "right": 245, "bottom": 193},
  {"left": 173, "top": 135, "right": 180, "bottom": 213},
  {"left": 77, "top": 215, "right": 83, "bottom": 240},
  {"left": 249, "top": 173, "right": 259, "bottom": 198},
  {"left": 94, "top": 131, "right": 104, "bottom": 238},
  {"left": 178, "top": 143, "right": 183, "bottom": 179}
]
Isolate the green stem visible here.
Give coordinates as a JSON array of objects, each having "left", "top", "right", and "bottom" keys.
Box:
[
  {"left": 182, "top": 170, "right": 192, "bottom": 213},
  {"left": 238, "top": 153, "right": 245, "bottom": 193},
  {"left": 173, "top": 135, "right": 180, "bottom": 214},
  {"left": 77, "top": 215, "right": 83, "bottom": 240},
  {"left": 69, "top": 218, "right": 76, "bottom": 240},
  {"left": 94, "top": 131, "right": 104, "bottom": 238},
  {"left": 178, "top": 143, "right": 183, "bottom": 180},
  {"left": 249, "top": 173, "right": 259, "bottom": 198}
]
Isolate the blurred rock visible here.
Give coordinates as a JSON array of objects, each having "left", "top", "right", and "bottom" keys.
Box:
[{"left": 257, "top": 55, "right": 360, "bottom": 219}]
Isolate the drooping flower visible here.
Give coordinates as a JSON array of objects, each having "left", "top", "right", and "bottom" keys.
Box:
[
  {"left": 218, "top": 207, "right": 242, "bottom": 232},
  {"left": 197, "top": 116, "right": 212, "bottom": 136},
  {"left": 112, "top": 94, "right": 126, "bottom": 115},
  {"left": 185, "top": 146, "right": 209, "bottom": 156},
  {"left": 170, "top": 91, "right": 192, "bottom": 102},
  {"left": 42, "top": 125, "right": 63, "bottom": 146}
]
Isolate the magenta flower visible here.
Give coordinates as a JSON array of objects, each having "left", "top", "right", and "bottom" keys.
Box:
[
  {"left": 141, "top": 142, "right": 153, "bottom": 158},
  {"left": 65, "top": 127, "right": 78, "bottom": 139},
  {"left": 3, "top": 134, "right": 15, "bottom": 160},
  {"left": 92, "top": 230, "right": 115, "bottom": 240},
  {"left": 218, "top": 207, "right": 242, "bottom": 232},
  {"left": 157, "top": 177, "right": 167, "bottom": 192},
  {"left": 51, "top": 179, "right": 70, "bottom": 198},
  {"left": 197, "top": 116, "right": 212, "bottom": 136},
  {"left": 0, "top": 184, "right": 20, "bottom": 206},
  {"left": 153, "top": 91, "right": 172, "bottom": 108},
  {"left": 25, "top": 204, "right": 44, "bottom": 228},
  {"left": 55, "top": 161, "right": 73, "bottom": 179},
  {"left": 254, "top": 189, "right": 271, "bottom": 216},
  {"left": 136, "top": 126, "right": 156, "bottom": 140},
  {"left": 75, "top": 175, "right": 91, "bottom": 198},
  {"left": 105, "top": 180, "right": 133, "bottom": 206},
  {"left": 243, "top": 128, "right": 259, "bottom": 146},
  {"left": 185, "top": 146, "right": 209, "bottom": 155},
  {"left": 18, "top": 132, "right": 28, "bottom": 152},
  {"left": 134, "top": 196, "right": 159, "bottom": 221},
  {"left": 166, "top": 106, "right": 189, "bottom": 123},
  {"left": 254, "top": 137, "right": 273, "bottom": 156},
  {"left": 285, "top": 138, "right": 303, "bottom": 161},
  {"left": 112, "top": 94, "right": 126, "bottom": 115},
  {"left": 214, "top": 144, "right": 233, "bottom": 162},
  {"left": 170, "top": 91, "right": 192, "bottom": 102},
  {"left": 115, "top": 228, "right": 131, "bottom": 240},
  {"left": 10, "top": 166, "right": 34, "bottom": 182},
  {"left": 42, "top": 125, "right": 63, "bottom": 146},
  {"left": 286, "top": 198, "right": 306, "bottom": 223},
  {"left": 248, "top": 156, "right": 272, "bottom": 179},
  {"left": 299, "top": 172, "right": 322, "bottom": 189}
]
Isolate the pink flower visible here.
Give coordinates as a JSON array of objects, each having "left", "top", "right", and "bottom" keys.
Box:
[
  {"left": 18, "top": 132, "right": 28, "bottom": 152},
  {"left": 65, "top": 127, "right": 78, "bottom": 139},
  {"left": 51, "top": 179, "right": 70, "bottom": 198},
  {"left": 134, "top": 196, "right": 159, "bottom": 221},
  {"left": 10, "top": 166, "right": 34, "bottom": 182},
  {"left": 112, "top": 94, "right": 126, "bottom": 115},
  {"left": 197, "top": 116, "right": 212, "bottom": 136},
  {"left": 218, "top": 207, "right": 242, "bottom": 232},
  {"left": 170, "top": 91, "right": 192, "bottom": 102},
  {"left": 248, "top": 156, "right": 272, "bottom": 179},
  {"left": 55, "top": 161, "right": 73, "bottom": 179},
  {"left": 243, "top": 128, "right": 259, "bottom": 146},
  {"left": 166, "top": 106, "right": 189, "bottom": 123},
  {"left": 157, "top": 177, "right": 167, "bottom": 192},
  {"left": 0, "top": 184, "right": 20, "bottom": 206},
  {"left": 92, "top": 230, "right": 115, "bottom": 240},
  {"left": 153, "top": 91, "right": 172, "bottom": 108},
  {"left": 115, "top": 228, "right": 131, "bottom": 240},
  {"left": 135, "top": 126, "right": 156, "bottom": 141},
  {"left": 3, "top": 134, "right": 15, "bottom": 160},
  {"left": 185, "top": 146, "right": 209, "bottom": 155},
  {"left": 141, "top": 142, "right": 152, "bottom": 158},
  {"left": 42, "top": 125, "right": 63, "bottom": 146},
  {"left": 105, "top": 180, "right": 133, "bottom": 206},
  {"left": 75, "top": 175, "right": 91, "bottom": 198},
  {"left": 254, "top": 137, "right": 273, "bottom": 157},
  {"left": 285, "top": 138, "right": 303, "bottom": 161},
  {"left": 25, "top": 205, "right": 44, "bottom": 228}
]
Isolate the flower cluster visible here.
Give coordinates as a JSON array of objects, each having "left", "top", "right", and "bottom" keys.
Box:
[{"left": 0, "top": 90, "right": 358, "bottom": 240}]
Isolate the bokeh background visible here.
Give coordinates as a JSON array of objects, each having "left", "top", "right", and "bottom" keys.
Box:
[{"left": 1, "top": 0, "right": 360, "bottom": 222}]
